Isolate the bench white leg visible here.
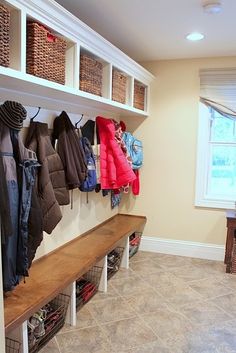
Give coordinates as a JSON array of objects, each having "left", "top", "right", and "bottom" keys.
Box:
[
  {"left": 98, "top": 256, "right": 107, "bottom": 292},
  {"left": 5, "top": 322, "right": 28, "bottom": 353},
  {"left": 70, "top": 282, "right": 77, "bottom": 326},
  {"left": 22, "top": 321, "right": 29, "bottom": 353},
  {"left": 120, "top": 236, "right": 129, "bottom": 269},
  {"left": 64, "top": 282, "right": 76, "bottom": 326}
]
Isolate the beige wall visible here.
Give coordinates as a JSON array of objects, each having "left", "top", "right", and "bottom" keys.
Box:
[
  {"left": 35, "top": 190, "right": 117, "bottom": 259},
  {"left": 120, "top": 57, "right": 236, "bottom": 246}
]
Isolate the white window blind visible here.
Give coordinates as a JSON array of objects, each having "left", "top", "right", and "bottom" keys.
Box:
[{"left": 200, "top": 68, "right": 236, "bottom": 117}]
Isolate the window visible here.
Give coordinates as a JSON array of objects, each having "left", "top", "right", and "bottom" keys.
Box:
[{"left": 195, "top": 103, "right": 236, "bottom": 209}]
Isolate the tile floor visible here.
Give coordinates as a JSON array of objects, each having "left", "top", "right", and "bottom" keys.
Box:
[{"left": 41, "top": 251, "right": 236, "bottom": 353}]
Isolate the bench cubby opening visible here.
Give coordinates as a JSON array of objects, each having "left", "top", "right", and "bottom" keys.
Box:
[
  {"left": 107, "top": 246, "right": 125, "bottom": 280},
  {"left": 27, "top": 293, "right": 70, "bottom": 353},
  {"left": 129, "top": 232, "right": 143, "bottom": 258},
  {"left": 76, "top": 264, "right": 103, "bottom": 310}
]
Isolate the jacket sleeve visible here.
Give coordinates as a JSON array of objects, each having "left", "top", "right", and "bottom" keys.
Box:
[{"left": 0, "top": 154, "right": 12, "bottom": 240}]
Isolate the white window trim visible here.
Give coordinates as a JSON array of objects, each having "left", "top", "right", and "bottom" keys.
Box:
[{"left": 195, "top": 103, "right": 236, "bottom": 210}]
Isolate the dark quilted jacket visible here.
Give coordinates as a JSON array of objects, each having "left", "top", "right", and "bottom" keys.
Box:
[{"left": 25, "top": 121, "right": 69, "bottom": 234}]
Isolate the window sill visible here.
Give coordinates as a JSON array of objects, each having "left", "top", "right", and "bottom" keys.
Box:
[{"left": 195, "top": 198, "right": 236, "bottom": 210}]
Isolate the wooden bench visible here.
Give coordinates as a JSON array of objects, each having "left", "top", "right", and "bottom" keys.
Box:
[{"left": 4, "top": 214, "right": 146, "bottom": 335}]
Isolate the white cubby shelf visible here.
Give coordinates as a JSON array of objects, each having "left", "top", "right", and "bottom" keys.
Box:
[{"left": 0, "top": 0, "right": 154, "bottom": 116}]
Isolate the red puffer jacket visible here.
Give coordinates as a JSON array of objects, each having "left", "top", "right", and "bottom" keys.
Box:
[{"left": 96, "top": 116, "right": 136, "bottom": 189}]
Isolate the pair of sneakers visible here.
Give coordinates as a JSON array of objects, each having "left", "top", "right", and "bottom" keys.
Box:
[{"left": 27, "top": 308, "right": 46, "bottom": 347}]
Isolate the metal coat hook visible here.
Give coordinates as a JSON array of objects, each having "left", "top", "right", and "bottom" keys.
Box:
[
  {"left": 31, "top": 107, "right": 41, "bottom": 121},
  {"left": 75, "top": 114, "right": 84, "bottom": 128}
]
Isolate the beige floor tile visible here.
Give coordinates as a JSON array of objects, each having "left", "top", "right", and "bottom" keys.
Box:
[
  {"left": 89, "top": 283, "right": 120, "bottom": 302},
  {"left": 157, "top": 283, "right": 203, "bottom": 309},
  {"left": 153, "top": 254, "right": 192, "bottom": 269},
  {"left": 191, "top": 259, "right": 226, "bottom": 279},
  {"left": 217, "top": 345, "right": 236, "bottom": 353},
  {"left": 39, "top": 338, "right": 59, "bottom": 353},
  {"left": 56, "top": 325, "right": 111, "bottom": 353},
  {"left": 130, "top": 251, "right": 166, "bottom": 263},
  {"left": 58, "top": 305, "right": 97, "bottom": 333},
  {"left": 142, "top": 271, "right": 186, "bottom": 289},
  {"left": 189, "top": 277, "right": 233, "bottom": 299},
  {"left": 113, "top": 340, "right": 171, "bottom": 353},
  {"left": 141, "top": 307, "right": 193, "bottom": 342},
  {"left": 108, "top": 267, "right": 136, "bottom": 280},
  {"left": 101, "top": 316, "right": 157, "bottom": 351},
  {"left": 130, "top": 259, "right": 163, "bottom": 275},
  {"left": 159, "top": 333, "right": 194, "bottom": 353},
  {"left": 208, "top": 320, "right": 236, "bottom": 353},
  {"left": 212, "top": 293, "right": 236, "bottom": 316},
  {"left": 162, "top": 328, "right": 223, "bottom": 353},
  {"left": 209, "top": 318, "right": 236, "bottom": 331},
  {"left": 111, "top": 275, "right": 151, "bottom": 295},
  {"left": 218, "top": 274, "right": 236, "bottom": 290},
  {"left": 87, "top": 297, "right": 136, "bottom": 323},
  {"left": 178, "top": 300, "right": 232, "bottom": 327},
  {"left": 168, "top": 264, "right": 211, "bottom": 282},
  {"left": 190, "top": 258, "right": 225, "bottom": 272},
  {"left": 123, "top": 288, "right": 171, "bottom": 314}
]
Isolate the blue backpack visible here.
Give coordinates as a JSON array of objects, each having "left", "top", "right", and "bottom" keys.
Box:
[
  {"left": 79, "top": 137, "right": 97, "bottom": 192},
  {"left": 122, "top": 132, "right": 143, "bottom": 169}
]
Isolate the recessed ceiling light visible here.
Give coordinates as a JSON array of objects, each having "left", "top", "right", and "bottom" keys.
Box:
[
  {"left": 202, "top": 0, "right": 222, "bottom": 14},
  {"left": 186, "top": 32, "right": 205, "bottom": 41}
]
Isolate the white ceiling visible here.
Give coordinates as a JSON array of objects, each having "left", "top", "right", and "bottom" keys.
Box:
[{"left": 55, "top": 0, "right": 236, "bottom": 62}]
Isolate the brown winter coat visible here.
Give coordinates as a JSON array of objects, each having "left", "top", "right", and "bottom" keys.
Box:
[
  {"left": 51, "top": 111, "right": 87, "bottom": 189},
  {"left": 25, "top": 121, "right": 69, "bottom": 234}
]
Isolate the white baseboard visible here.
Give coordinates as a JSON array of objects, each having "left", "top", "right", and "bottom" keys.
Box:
[{"left": 140, "top": 236, "right": 225, "bottom": 261}]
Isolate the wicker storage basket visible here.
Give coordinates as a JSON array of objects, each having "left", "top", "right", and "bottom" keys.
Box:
[
  {"left": 112, "top": 69, "right": 127, "bottom": 104},
  {"left": 26, "top": 22, "right": 66, "bottom": 85},
  {"left": 80, "top": 53, "right": 103, "bottom": 96},
  {"left": 134, "top": 81, "right": 146, "bottom": 110},
  {"left": 5, "top": 337, "right": 21, "bottom": 353},
  {"left": 0, "top": 4, "right": 10, "bottom": 67}
]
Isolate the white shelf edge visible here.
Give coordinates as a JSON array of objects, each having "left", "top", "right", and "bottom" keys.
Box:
[{"left": 0, "top": 67, "right": 148, "bottom": 117}]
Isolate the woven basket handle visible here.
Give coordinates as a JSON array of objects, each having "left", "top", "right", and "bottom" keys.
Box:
[{"left": 47, "top": 32, "right": 57, "bottom": 43}]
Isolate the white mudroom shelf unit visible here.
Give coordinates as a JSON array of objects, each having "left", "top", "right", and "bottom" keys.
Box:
[{"left": 0, "top": 0, "right": 154, "bottom": 116}]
